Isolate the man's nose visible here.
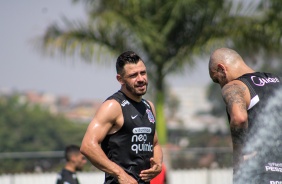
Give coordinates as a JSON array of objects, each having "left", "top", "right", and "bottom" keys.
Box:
[{"left": 136, "top": 73, "right": 144, "bottom": 81}]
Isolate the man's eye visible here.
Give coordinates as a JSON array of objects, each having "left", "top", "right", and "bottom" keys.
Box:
[{"left": 129, "top": 74, "right": 137, "bottom": 78}]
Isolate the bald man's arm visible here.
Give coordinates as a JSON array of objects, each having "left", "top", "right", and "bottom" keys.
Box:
[{"left": 221, "top": 81, "right": 249, "bottom": 171}]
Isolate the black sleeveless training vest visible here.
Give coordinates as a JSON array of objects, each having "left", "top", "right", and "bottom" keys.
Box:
[
  {"left": 236, "top": 72, "right": 282, "bottom": 141},
  {"left": 101, "top": 91, "right": 155, "bottom": 184},
  {"left": 234, "top": 72, "right": 282, "bottom": 181}
]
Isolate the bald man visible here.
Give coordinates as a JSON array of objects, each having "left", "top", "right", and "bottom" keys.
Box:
[{"left": 209, "top": 48, "right": 282, "bottom": 183}]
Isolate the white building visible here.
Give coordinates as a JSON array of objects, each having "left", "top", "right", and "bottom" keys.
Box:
[{"left": 168, "top": 85, "right": 228, "bottom": 133}]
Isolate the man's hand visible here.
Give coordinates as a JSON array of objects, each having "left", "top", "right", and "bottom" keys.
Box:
[
  {"left": 139, "top": 158, "right": 162, "bottom": 182},
  {"left": 117, "top": 171, "right": 138, "bottom": 184}
]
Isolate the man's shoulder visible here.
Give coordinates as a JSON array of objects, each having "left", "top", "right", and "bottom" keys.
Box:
[
  {"left": 222, "top": 80, "right": 247, "bottom": 92},
  {"left": 102, "top": 98, "right": 121, "bottom": 110},
  {"left": 221, "top": 80, "right": 250, "bottom": 103},
  {"left": 56, "top": 169, "right": 77, "bottom": 184},
  {"left": 57, "top": 168, "right": 72, "bottom": 177},
  {"left": 141, "top": 98, "right": 153, "bottom": 107},
  {"left": 106, "top": 91, "right": 125, "bottom": 101}
]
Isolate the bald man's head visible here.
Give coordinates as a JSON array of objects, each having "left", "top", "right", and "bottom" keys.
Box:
[
  {"left": 208, "top": 48, "right": 254, "bottom": 87},
  {"left": 209, "top": 48, "right": 243, "bottom": 71}
]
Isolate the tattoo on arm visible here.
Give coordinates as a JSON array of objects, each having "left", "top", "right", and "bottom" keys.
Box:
[
  {"left": 222, "top": 83, "right": 247, "bottom": 114},
  {"left": 222, "top": 83, "right": 248, "bottom": 144}
]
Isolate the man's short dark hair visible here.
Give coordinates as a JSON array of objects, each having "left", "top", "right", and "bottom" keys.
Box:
[
  {"left": 64, "top": 145, "right": 80, "bottom": 161},
  {"left": 116, "top": 51, "right": 143, "bottom": 75}
]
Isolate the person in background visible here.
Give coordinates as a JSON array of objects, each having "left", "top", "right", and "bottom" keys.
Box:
[
  {"left": 56, "top": 145, "right": 87, "bottom": 184},
  {"left": 208, "top": 48, "right": 282, "bottom": 183},
  {"left": 80, "top": 51, "right": 163, "bottom": 184}
]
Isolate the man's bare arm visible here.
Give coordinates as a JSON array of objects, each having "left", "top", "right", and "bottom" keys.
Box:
[
  {"left": 222, "top": 81, "right": 249, "bottom": 171},
  {"left": 222, "top": 82, "right": 248, "bottom": 143},
  {"left": 80, "top": 100, "right": 137, "bottom": 184}
]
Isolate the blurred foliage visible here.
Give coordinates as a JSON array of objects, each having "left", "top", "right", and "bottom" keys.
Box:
[
  {"left": 0, "top": 95, "right": 88, "bottom": 173},
  {"left": 207, "top": 83, "right": 226, "bottom": 117}
]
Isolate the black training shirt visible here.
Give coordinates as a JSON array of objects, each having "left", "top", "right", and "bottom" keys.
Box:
[
  {"left": 101, "top": 91, "right": 156, "bottom": 184},
  {"left": 56, "top": 168, "right": 80, "bottom": 184}
]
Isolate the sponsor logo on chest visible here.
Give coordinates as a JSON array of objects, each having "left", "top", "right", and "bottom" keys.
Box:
[
  {"left": 251, "top": 76, "right": 280, "bottom": 86},
  {"left": 131, "top": 127, "right": 153, "bottom": 154}
]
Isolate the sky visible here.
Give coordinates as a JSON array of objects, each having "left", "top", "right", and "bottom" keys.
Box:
[{"left": 0, "top": 0, "right": 210, "bottom": 102}]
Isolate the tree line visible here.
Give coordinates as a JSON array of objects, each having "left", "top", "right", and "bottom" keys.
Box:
[{"left": 0, "top": 95, "right": 88, "bottom": 173}]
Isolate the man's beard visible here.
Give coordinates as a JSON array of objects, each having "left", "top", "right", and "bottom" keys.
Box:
[
  {"left": 220, "top": 74, "right": 228, "bottom": 87},
  {"left": 125, "top": 82, "right": 148, "bottom": 96}
]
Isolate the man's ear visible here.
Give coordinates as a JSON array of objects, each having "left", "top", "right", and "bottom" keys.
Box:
[
  {"left": 217, "top": 63, "right": 226, "bottom": 74},
  {"left": 116, "top": 74, "right": 124, "bottom": 85},
  {"left": 69, "top": 155, "right": 75, "bottom": 162}
]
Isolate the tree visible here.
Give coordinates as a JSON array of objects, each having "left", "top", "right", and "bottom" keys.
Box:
[
  {"left": 0, "top": 95, "right": 88, "bottom": 173},
  {"left": 38, "top": 0, "right": 282, "bottom": 145}
]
